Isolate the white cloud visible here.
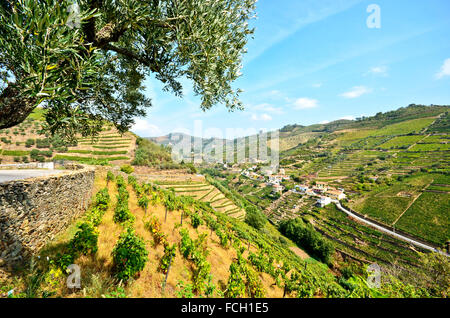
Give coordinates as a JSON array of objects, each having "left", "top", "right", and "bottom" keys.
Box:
[
  {"left": 251, "top": 103, "right": 284, "bottom": 114},
  {"left": 340, "top": 86, "right": 372, "bottom": 99},
  {"left": 340, "top": 115, "right": 355, "bottom": 121},
  {"left": 269, "top": 90, "right": 281, "bottom": 96},
  {"left": 436, "top": 58, "right": 450, "bottom": 79},
  {"left": 250, "top": 113, "right": 272, "bottom": 121},
  {"left": 292, "top": 97, "right": 319, "bottom": 109},
  {"left": 131, "top": 118, "right": 162, "bottom": 137},
  {"left": 312, "top": 83, "right": 323, "bottom": 88},
  {"left": 368, "top": 66, "right": 388, "bottom": 76}
]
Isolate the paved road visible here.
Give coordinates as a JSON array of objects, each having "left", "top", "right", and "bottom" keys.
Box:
[
  {"left": 334, "top": 201, "right": 449, "bottom": 257},
  {"left": 0, "top": 170, "right": 63, "bottom": 183}
]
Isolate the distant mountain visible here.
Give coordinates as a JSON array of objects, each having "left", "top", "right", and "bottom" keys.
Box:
[{"left": 147, "top": 104, "right": 450, "bottom": 161}]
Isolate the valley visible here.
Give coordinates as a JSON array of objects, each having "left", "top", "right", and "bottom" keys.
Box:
[{"left": 0, "top": 104, "right": 449, "bottom": 299}]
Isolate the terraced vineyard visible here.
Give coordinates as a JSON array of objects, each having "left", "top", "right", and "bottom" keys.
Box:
[
  {"left": 7, "top": 169, "right": 379, "bottom": 298},
  {"left": 223, "top": 105, "right": 449, "bottom": 276},
  {"left": 0, "top": 108, "right": 136, "bottom": 165},
  {"left": 157, "top": 181, "right": 246, "bottom": 220},
  {"left": 266, "top": 192, "right": 315, "bottom": 225},
  {"left": 308, "top": 204, "right": 430, "bottom": 270}
]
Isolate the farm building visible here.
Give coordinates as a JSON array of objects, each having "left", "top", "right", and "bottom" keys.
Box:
[
  {"left": 272, "top": 184, "right": 284, "bottom": 194},
  {"left": 316, "top": 196, "right": 332, "bottom": 207},
  {"left": 294, "top": 184, "right": 309, "bottom": 193},
  {"left": 326, "top": 189, "right": 346, "bottom": 200}
]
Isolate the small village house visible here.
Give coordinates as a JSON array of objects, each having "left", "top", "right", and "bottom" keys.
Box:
[
  {"left": 272, "top": 184, "right": 284, "bottom": 194},
  {"left": 316, "top": 196, "right": 332, "bottom": 207},
  {"left": 294, "top": 184, "right": 309, "bottom": 193},
  {"left": 326, "top": 189, "right": 346, "bottom": 200}
]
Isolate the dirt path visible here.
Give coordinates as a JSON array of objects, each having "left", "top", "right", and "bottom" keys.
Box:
[
  {"left": 288, "top": 246, "right": 309, "bottom": 260},
  {"left": 392, "top": 179, "right": 433, "bottom": 225},
  {"left": 406, "top": 134, "right": 430, "bottom": 150}
]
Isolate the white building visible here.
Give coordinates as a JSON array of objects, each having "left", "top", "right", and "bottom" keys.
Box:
[
  {"left": 316, "top": 196, "right": 332, "bottom": 207},
  {"left": 326, "top": 189, "right": 346, "bottom": 200},
  {"left": 294, "top": 184, "right": 309, "bottom": 193},
  {"left": 272, "top": 184, "right": 284, "bottom": 194},
  {"left": 268, "top": 175, "right": 282, "bottom": 184}
]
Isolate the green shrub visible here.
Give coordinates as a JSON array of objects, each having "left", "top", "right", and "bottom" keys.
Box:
[
  {"left": 186, "top": 163, "right": 197, "bottom": 174},
  {"left": 127, "top": 175, "right": 137, "bottom": 185},
  {"left": 215, "top": 227, "right": 230, "bottom": 247},
  {"left": 120, "top": 164, "right": 134, "bottom": 174},
  {"left": 84, "top": 188, "right": 110, "bottom": 226},
  {"left": 225, "top": 262, "right": 246, "bottom": 298},
  {"left": 116, "top": 175, "right": 126, "bottom": 188},
  {"left": 106, "top": 171, "right": 115, "bottom": 184},
  {"left": 117, "top": 186, "right": 129, "bottom": 201},
  {"left": 190, "top": 213, "right": 203, "bottom": 229},
  {"left": 85, "top": 206, "right": 105, "bottom": 227},
  {"left": 138, "top": 195, "right": 150, "bottom": 213},
  {"left": 30, "top": 149, "right": 51, "bottom": 161},
  {"left": 52, "top": 253, "right": 75, "bottom": 271},
  {"left": 36, "top": 138, "right": 51, "bottom": 148},
  {"left": 53, "top": 146, "right": 68, "bottom": 152},
  {"left": 112, "top": 228, "right": 148, "bottom": 281},
  {"left": 69, "top": 222, "right": 99, "bottom": 256},
  {"left": 96, "top": 187, "right": 110, "bottom": 205},
  {"left": 114, "top": 201, "right": 134, "bottom": 225},
  {"left": 159, "top": 244, "right": 176, "bottom": 274}
]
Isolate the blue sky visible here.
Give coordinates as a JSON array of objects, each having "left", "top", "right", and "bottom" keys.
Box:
[{"left": 132, "top": 0, "right": 450, "bottom": 138}]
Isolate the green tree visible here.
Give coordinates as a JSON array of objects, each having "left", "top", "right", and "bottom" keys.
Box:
[
  {"left": 0, "top": 0, "right": 256, "bottom": 140},
  {"left": 244, "top": 205, "right": 266, "bottom": 230}
]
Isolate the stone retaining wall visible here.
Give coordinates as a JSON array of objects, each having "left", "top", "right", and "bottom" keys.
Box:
[{"left": 0, "top": 166, "right": 95, "bottom": 267}]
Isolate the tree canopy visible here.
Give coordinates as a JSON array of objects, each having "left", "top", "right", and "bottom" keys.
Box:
[{"left": 0, "top": 0, "right": 256, "bottom": 140}]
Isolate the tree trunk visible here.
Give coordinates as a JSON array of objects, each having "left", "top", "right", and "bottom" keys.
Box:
[
  {"left": 162, "top": 254, "right": 173, "bottom": 293},
  {"left": 0, "top": 85, "right": 38, "bottom": 129}
]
